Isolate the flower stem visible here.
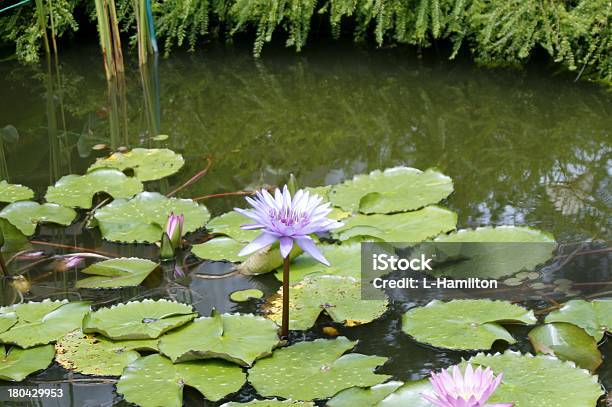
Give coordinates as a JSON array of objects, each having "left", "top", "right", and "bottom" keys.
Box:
[{"left": 281, "top": 256, "right": 290, "bottom": 338}]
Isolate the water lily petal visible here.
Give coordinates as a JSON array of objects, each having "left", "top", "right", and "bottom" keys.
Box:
[
  {"left": 279, "top": 236, "right": 294, "bottom": 258},
  {"left": 238, "top": 232, "right": 279, "bottom": 256},
  {"left": 295, "top": 236, "right": 330, "bottom": 266}
]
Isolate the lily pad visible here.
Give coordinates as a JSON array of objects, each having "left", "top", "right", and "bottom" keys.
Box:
[
  {"left": 88, "top": 148, "right": 185, "bottom": 181},
  {"left": 401, "top": 299, "right": 536, "bottom": 350},
  {"left": 328, "top": 381, "right": 404, "bottom": 406},
  {"left": 377, "top": 379, "right": 435, "bottom": 407},
  {"left": 55, "top": 330, "right": 158, "bottom": 376},
  {"left": 236, "top": 242, "right": 302, "bottom": 275},
  {"left": 221, "top": 400, "right": 314, "bottom": 406},
  {"left": 0, "top": 218, "right": 29, "bottom": 255},
  {"left": 528, "top": 322, "right": 602, "bottom": 372},
  {"left": 0, "top": 201, "right": 76, "bottom": 236},
  {"left": 329, "top": 168, "right": 453, "bottom": 214},
  {"left": 117, "top": 354, "right": 246, "bottom": 406},
  {"left": 333, "top": 206, "right": 457, "bottom": 242},
  {"left": 545, "top": 299, "right": 611, "bottom": 341},
  {"left": 264, "top": 275, "right": 388, "bottom": 330},
  {"left": 429, "top": 226, "right": 556, "bottom": 279},
  {"left": 192, "top": 237, "right": 245, "bottom": 262},
  {"left": 206, "top": 211, "right": 260, "bottom": 243},
  {"left": 0, "top": 180, "right": 33, "bottom": 203},
  {"left": 76, "top": 258, "right": 158, "bottom": 289},
  {"left": 83, "top": 299, "right": 196, "bottom": 340},
  {"left": 45, "top": 169, "right": 143, "bottom": 209},
  {"left": 0, "top": 344, "right": 55, "bottom": 381},
  {"left": 230, "top": 289, "right": 264, "bottom": 302},
  {"left": 0, "top": 311, "right": 17, "bottom": 334},
  {"left": 93, "top": 192, "right": 210, "bottom": 243},
  {"left": 249, "top": 336, "right": 390, "bottom": 400},
  {"left": 159, "top": 310, "right": 279, "bottom": 365},
  {"left": 274, "top": 243, "right": 360, "bottom": 283},
  {"left": 0, "top": 300, "right": 91, "bottom": 348},
  {"left": 466, "top": 351, "right": 603, "bottom": 406}
]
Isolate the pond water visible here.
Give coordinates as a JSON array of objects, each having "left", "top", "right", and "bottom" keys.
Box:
[{"left": 0, "top": 42, "right": 610, "bottom": 406}]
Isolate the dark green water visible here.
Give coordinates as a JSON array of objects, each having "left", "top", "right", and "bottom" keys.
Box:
[{"left": 0, "top": 43, "right": 610, "bottom": 406}]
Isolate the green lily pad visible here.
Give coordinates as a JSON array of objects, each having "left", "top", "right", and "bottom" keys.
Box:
[
  {"left": 236, "top": 242, "right": 302, "bottom": 275},
  {"left": 207, "top": 211, "right": 260, "bottom": 243},
  {"left": 88, "top": 148, "right": 185, "bottom": 181},
  {"left": 0, "top": 201, "right": 76, "bottom": 236},
  {"left": 264, "top": 275, "right": 388, "bottom": 330},
  {"left": 250, "top": 336, "right": 390, "bottom": 401},
  {"left": 76, "top": 257, "right": 158, "bottom": 289},
  {"left": 429, "top": 226, "right": 556, "bottom": 279},
  {"left": 466, "top": 351, "right": 603, "bottom": 406},
  {"left": 0, "top": 311, "right": 17, "bottom": 334},
  {"left": 0, "top": 344, "right": 55, "bottom": 381},
  {"left": 117, "top": 354, "right": 246, "bottom": 406},
  {"left": 401, "top": 299, "right": 536, "bottom": 350},
  {"left": 83, "top": 299, "right": 196, "bottom": 340},
  {"left": 328, "top": 381, "right": 404, "bottom": 406},
  {"left": 221, "top": 400, "right": 314, "bottom": 406},
  {"left": 230, "top": 289, "right": 264, "bottom": 302},
  {"left": 274, "top": 243, "right": 360, "bottom": 283},
  {"left": 528, "top": 322, "right": 602, "bottom": 372},
  {"left": 0, "top": 300, "right": 91, "bottom": 348},
  {"left": 55, "top": 330, "right": 158, "bottom": 376},
  {"left": 93, "top": 192, "right": 210, "bottom": 243},
  {"left": 45, "top": 169, "right": 143, "bottom": 209},
  {"left": 545, "top": 299, "right": 611, "bottom": 341},
  {"left": 329, "top": 168, "right": 453, "bottom": 214},
  {"left": 333, "top": 206, "right": 457, "bottom": 242},
  {"left": 377, "top": 379, "right": 435, "bottom": 407},
  {"left": 0, "top": 180, "right": 33, "bottom": 203},
  {"left": 159, "top": 310, "right": 279, "bottom": 365},
  {"left": 192, "top": 237, "right": 245, "bottom": 262},
  {"left": 0, "top": 218, "right": 29, "bottom": 255}
]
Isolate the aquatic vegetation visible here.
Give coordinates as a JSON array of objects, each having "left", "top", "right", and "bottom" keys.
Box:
[
  {"left": 161, "top": 212, "right": 184, "bottom": 258},
  {"left": 544, "top": 299, "right": 612, "bottom": 341},
  {"left": 327, "top": 381, "right": 404, "bottom": 406},
  {"left": 423, "top": 364, "right": 512, "bottom": 407},
  {"left": 88, "top": 148, "right": 185, "bottom": 181},
  {"left": 0, "top": 201, "right": 76, "bottom": 235},
  {"left": 401, "top": 299, "right": 536, "bottom": 350},
  {"left": 192, "top": 236, "right": 246, "bottom": 262},
  {"left": 75, "top": 257, "right": 158, "bottom": 288},
  {"left": 230, "top": 288, "right": 264, "bottom": 302},
  {"left": 0, "top": 181, "right": 34, "bottom": 203},
  {"left": 0, "top": 344, "right": 55, "bottom": 381}
]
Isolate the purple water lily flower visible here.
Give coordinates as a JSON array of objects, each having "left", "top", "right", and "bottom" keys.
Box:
[
  {"left": 235, "top": 185, "right": 342, "bottom": 265},
  {"left": 165, "top": 212, "right": 184, "bottom": 249},
  {"left": 423, "top": 364, "right": 514, "bottom": 407}
]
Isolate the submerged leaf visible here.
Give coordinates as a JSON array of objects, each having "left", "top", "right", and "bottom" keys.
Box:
[
  {"left": 545, "top": 299, "right": 612, "bottom": 341},
  {"left": 0, "top": 344, "right": 55, "bottom": 381},
  {"left": 192, "top": 237, "right": 245, "bottom": 262},
  {"left": 401, "top": 299, "right": 536, "bottom": 350},
  {"left": 0, "top": 180, "right": 33, "bottom": 203},
  {"left": 88, "top": 148, "right": 185, "bottom": 181},
  {"left": 329, "top": 167, "right": 453, "bottom": 214},
  {"left": 0, "top": 201, "right": 76, "bottom": 236},
  {"left": 249, "top": 336, "right": 390, "bottom": 401},
  {"left": 83, "top": 299, "right": 196, "bottom": 340},
  {"left": 76, "top": 258, "right": 158, "bottom": 289},
  {"left": 45, "top": 169, "right": 143, "bottom": 209},
  {"left": 93, "top": 192, "right": 210, "bottom": 243},
  {"left": 264, "top": 275, "right": 388, "bottom": 330},
  {"left": 159, "top": 310, "right": 279, "bottom": 365}
]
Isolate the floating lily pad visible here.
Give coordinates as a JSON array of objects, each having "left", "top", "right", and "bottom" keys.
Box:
[
  {"left": 207, "top": 211, "right": 260, "bottom": 243},
  {"left": 93, "top": 192, "right": 210, "bottom": 243},
  {"left": 221, "top": 400, "right": 314, "bottom": 406},
  {"left": 0, "top": 218, "right": 29, "bottom": 255},
  {"left": 236, "top": 242, "right": 302, "bottom": 275},
  {"left": 45, "top": 169, "right": 143, "bottom": 209},
  {"left": 192, "top": 237, "right": 245, "bottom": 262},
  {"left": 0, "top": 181, "right": 33, "bottom": 203},
  {"left": 88, "top": 148, "right": 185, "bottom": 181},
  {"left": 328, "top": 381, "right": 404, "bottom": 406},
  {"left": 0, "top": 300, "right": 91, "bottom": 348},
  {"left": 329, "top": 168, "right": 453, "bottom": 214},
  {"left": 0, "top": 311, "right": 17, "bottom": 334},
  {"left": 76, "top": 258, "right": 158, "bottom": 289},
  {"left": 117, "top": 354, "right": 246, "bottom": 406},
  {"left": 333, "top": 206, "right": 457, "bottom": 242},
  {"left": 429, "top": 226, "right": 556, "bottom": 279},
  {"left": 55, "top": 330, "right": 158, "bottom": 376},
  {"left": 264, "top": 275, "right": 388, "bottom": 330},
  {"left": 401, "top": 299, "right": 536, "bottom": 350},
  {"left": 230, "top": 289, "right": 264, "bottom": 302},
  {"left": 465, "top": 351, "right": 603, "bottom": 406},
  {"left": 545, "top": 299, "right": 612, "bottom": 341},
  {"left": 377, "top": 379, "right": 435, "bottom": 407},
  {"left": 159, "top": 310, "right": 279, "bottom": 365},
  {"left": 0, "top": 201, "right": 76, "bottom": 236},
  {"left": 0, "top": 344, "right": 55, "bottom": 381},
  {"left": 83, "top": 299, "right": 196, "bottom": 340},
  {"left": 250, "top": 337, "right": 390, "bottom": 400},
  {"left": 274, "top": 243, "right": 360, "bottom": 283},
  {"left": 528, "top": 322, "right": 602, "bottom": 372}
]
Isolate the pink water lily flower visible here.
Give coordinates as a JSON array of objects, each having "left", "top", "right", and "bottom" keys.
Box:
[
  {"left": 423, "top": 364, "right": 514, "bottom": 407},
  {"left": 165, "top": 212, "right": 184, "bottom": 249},
  {"left": 235, "top": 185, "right": 342, "bottom": 265}
]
